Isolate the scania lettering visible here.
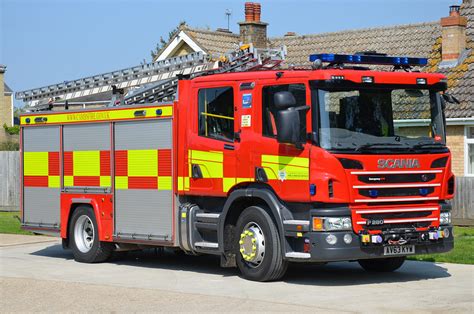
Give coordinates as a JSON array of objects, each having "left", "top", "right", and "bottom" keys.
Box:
[
  {"left": 19, "top": 52, "right": 454, "bottom": 282},
  {"left": 377, "top": 159, "right": 421, "bottom": 169}
]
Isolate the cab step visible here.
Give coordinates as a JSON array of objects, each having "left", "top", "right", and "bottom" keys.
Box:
[
  {"left": 285, "top": 252, "right": 311, "bottom": 259},
  {"left": 195, "top": 241, "right": 219, "bottom": 249}
]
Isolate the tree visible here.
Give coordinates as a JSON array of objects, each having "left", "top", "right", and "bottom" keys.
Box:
[{"left": 150, "top": 21, "right": 186, "bottom": 60}]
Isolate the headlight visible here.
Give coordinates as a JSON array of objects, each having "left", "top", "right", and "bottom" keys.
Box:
[
  {"left": 313, "top": 217, "right": 352, "bottom": 231},
  {"left": 440, "top": 212, "right": 451, "bottom": 225}
]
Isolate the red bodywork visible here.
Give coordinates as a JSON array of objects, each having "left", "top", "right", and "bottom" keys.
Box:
[{"left": 22, "top": 68, "right": 454, "bottom": 242}]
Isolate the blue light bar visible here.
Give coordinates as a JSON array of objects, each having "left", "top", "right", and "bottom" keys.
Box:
[{"left": 309, "top": 53, "right": 428, "bottom": 66}]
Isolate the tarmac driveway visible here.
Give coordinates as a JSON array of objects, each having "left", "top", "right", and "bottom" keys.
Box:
[{"left": 0, "top": 235, "right": 473, "bottom": 312}]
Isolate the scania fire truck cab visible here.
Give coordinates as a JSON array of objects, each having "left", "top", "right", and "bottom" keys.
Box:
[{"left": 20, "top": 53, "right": 454, "bottom": 282}]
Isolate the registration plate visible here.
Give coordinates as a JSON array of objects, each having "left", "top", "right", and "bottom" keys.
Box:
[{"left": 383, "top": 245, "right": 415, "bottom": 256}]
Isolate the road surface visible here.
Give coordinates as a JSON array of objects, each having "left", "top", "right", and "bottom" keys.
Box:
[{"left": 1, "top": 235, "right": 473, "bottom": 312}]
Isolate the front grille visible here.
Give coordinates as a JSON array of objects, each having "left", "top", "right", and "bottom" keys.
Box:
[
  {"left": 357, "top": 173, "right": 436, "bottom": 184},
  {"left": 363, "top": 222, "right": 431, "bottom": 230},
  {"left": 359, "top": 187, "right": 435, "bottom": 198},
  {"left": 361, "top": 211, "right": 432, "bottom": 220}
]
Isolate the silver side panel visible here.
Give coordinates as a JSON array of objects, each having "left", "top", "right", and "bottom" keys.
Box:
[
  {"left": 64, "top": 124, "right": 110, "bottom": 151},
  {"left": 23, "top": 126, "right": 59, "bottom": 152},
  {"left": 23, "top": 126, "right": 60, "bottom": 228},
  {"left": 114, "top": 119, "right": 173, "bottom": 241},
  {"left": 115, "top": 120, "right": 172, "bottom": 150},
  {"left": 23, "top": 187, "right": 61, "bottom": 227},
  {"left": 115, "top": 190, "right": 172, "bottom": 238}
]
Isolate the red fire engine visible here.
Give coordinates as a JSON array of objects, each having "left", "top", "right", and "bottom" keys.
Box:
[{"left": 19, "top": 51, "right": 454, "bottom": 281}]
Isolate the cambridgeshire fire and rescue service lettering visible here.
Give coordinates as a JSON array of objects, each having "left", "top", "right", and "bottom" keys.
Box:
[
  {"left": 66, "top": 112, "right": 111, "bottom": 121},
  {"left": 20, "top": 105, "right": 172, "bottom": 125},
  {"left": 377, "top": 159, "right": 420, "bottom": 169}
]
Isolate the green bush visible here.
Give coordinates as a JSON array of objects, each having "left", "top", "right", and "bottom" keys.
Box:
[
  {"left": 3, "top": 123, "right": 20, "bottom": 135},
  {"left": 0, "top": 141, "right": 19, "bottom": 151}
]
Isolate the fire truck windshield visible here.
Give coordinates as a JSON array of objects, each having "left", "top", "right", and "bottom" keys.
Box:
[{"left": 312, "top": 84, "right": 447, "bottom": 153}]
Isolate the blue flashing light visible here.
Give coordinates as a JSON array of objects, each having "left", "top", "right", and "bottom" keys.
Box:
[
  {"left": 309, "top": 53, "right": 428, "bottom": 67},
  {"left": 419, "top": 188, "right": 429, "bottom": 196},
  {"left": 310, "top": 184, "right": 316, "bottom": 196},
  {"left": 156, "top": 109, "right": 162, "bottom": 116},
  {"left": 368, "top": 190, "right": 378, "bottom": 198}
]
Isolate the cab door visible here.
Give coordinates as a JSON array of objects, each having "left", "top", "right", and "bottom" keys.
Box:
[
  {"left": 185, "top": 83, "right": 239, "bottom": 196},
  {"left": 250, "top": 80, "right": 312, "bottom": 202}
]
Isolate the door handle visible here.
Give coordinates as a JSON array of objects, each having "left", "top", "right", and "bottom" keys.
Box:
[
  {"left": 192, "top": 164, "right": 203, "bottom": 179},
  {"left": 224, "top": 144, "right": 235, "bottom": 150}
]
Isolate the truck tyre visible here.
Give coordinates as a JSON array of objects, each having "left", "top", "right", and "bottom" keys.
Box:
[
  {"left": 358, "top": 257, "right": 406, "bottom": 272},
  {"left": 69, "top": 205, "right": 113, "bottom": 263},
  {"left": 235, "top": 206, "right": 287, "bottom": 282}
]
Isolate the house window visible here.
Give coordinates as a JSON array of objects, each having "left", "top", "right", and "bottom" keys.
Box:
[
  {"left": 466, "top": 126, "right": 474, "bottom": 176},
  {"left": 198, "top": 87, "right": 234, "bottom": 142},
  {"left": 262, "top": 84, "right": 306, "bottom": 137}
]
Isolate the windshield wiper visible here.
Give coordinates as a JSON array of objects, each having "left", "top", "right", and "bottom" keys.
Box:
[
  {"left": 411, "top": 141, "right": 446, "bottom": 149},
  {"left": 355, "top": 143, "right": 403, "bottom": 151}
]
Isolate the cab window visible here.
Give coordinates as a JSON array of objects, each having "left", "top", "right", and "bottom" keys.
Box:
[
  {"left": 262, "top": 84, "right": 306, "bottom": 137},
  {"left": 198, "top": 87, "right": 234, "bottom": 142}
]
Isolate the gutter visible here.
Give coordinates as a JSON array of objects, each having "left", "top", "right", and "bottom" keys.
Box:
[{"left": 395, "top": 117, "right": 474, "bottom": 127}]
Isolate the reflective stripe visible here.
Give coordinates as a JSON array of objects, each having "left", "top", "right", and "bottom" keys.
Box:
[
  {"left": 261, "top": 154, "right": 309, "bottom": 181},
  {"left": 115, "top": 176, "right": 128, "bottom": 190},
  {"left": 128, "top": 149, "right": 157, "bottom": 177},
  {"left": 223, "top": 177, "right": 254, "bottom": 192},
  {"left": 114, "top": 149, "right": 172, "bottom": 190},
  {"left": 261, "top": 155, "right": 308, "bottom": 167},
  {"left": 100, "top": 176, "right": 111, "bottom": 187},
  {"left": 24, "top": 152, "right": 49, "bottom": 176},
  {"left": 21, "top": 105, "right": 173, "bottom": 125},
  {"left": 178, "top": 176, "right": 190, "bottom": 191},
  {"left": 48, "top": 176, "right": 60, "bottom": 188},
  {"left": 158, "top": 176, "right": 172, "bottom": 190},
  {"left": 73, "top": 151, "right": 100, "bottom": 176},
  {"left": 64, "top": 150, "right": 111, "bottom": 187},
  {"left": 189, "top": 150, "right": 223, "bottom": 178},
  {"left": 190, "top": 150, "right": 223, "bottom": 163},
  {"left": 24, "top": 151, "right": 60, "bottom": 188}
]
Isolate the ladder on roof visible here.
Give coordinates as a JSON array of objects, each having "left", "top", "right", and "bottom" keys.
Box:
[
  {"left": 16, "top": 45, "right": 286, "bottom": 110},
  {"left": 124, "top": 46, "right": 286, "bottom": 105}
]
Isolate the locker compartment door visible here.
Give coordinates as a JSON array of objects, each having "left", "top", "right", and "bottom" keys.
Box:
[
  {"left": 114, "top": 119, "right": 173, "bottom": 241},
  {"left": 22, "top": 126, "right": 60, "bottom": 228},
  {"left": 63, "top": 123, "right": 111, "bottom": 191}
]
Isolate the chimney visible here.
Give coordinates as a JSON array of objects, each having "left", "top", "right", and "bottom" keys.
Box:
[
  {"left": 440, "top": 5, "right": 467, "bottom": 61},
  {"left": 239, "top": 2, "right": 268, "bottom": 48}
]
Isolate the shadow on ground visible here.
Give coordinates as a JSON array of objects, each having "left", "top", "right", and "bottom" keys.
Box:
[{"left": 31, "top": 243, "right": 451, "bottom": 286}]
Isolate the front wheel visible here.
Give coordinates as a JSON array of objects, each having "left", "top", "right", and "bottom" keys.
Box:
[
  {"left": 358, "top": 257, "right": 406, "bottom": 272},
  {"left": 69, "top": 205, "right": 113, "bottom": 263},
  {"left": 235, "top": 206, "right": 287, "bottom": 282}
]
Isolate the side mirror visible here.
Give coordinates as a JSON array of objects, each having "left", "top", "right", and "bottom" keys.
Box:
[
  {"left": 276, "top": 108, "right": 301, "bottom": 144},
  {"left": 274, "top": 91, "right": 296, "bottom": 110}
]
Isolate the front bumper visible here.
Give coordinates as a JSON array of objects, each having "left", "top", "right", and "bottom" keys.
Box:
[{"left": 286, "top": 226, "right": 454, "bottom": 262}]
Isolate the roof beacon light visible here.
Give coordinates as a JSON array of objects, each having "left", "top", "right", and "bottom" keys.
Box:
[{"left": 309, "top": 53, "right": 428, "bottom": 67}]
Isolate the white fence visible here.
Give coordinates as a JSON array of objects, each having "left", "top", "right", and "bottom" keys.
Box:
[{"left": 0, "top": 151, "right": 20, "bottom": 210}]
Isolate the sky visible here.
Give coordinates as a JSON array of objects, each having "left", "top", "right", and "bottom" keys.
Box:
[{"left": 0, "top": 0, "right": 462, "bottom": 107}]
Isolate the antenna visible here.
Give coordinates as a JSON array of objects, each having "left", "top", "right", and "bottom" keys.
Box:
[{"left": 225, "top": 9, "right": 232, "bottom": 31}]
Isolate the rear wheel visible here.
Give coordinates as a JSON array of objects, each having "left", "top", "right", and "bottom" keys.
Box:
[
  {"left": 235, "top": 206, "right": 287, "bottom": 282},
  {"left": 358, "top": 257, "right": 406, "bottom": 272},
  {"left": 69, "top": 205, "right": 113, "bottom": 263}
]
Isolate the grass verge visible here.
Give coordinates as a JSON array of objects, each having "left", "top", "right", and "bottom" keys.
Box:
[
  {"left": 408, "top": 226, "right": 474, "bottom": 265},
  {"left": 0, "top": 211, "right": 33, "bottom": 235}
]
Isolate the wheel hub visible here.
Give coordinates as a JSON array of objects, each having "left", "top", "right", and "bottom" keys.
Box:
[
  {"left": 74, "top": 215, "right": 95, "bottom": 253},
  {"left": 239, "top": 222, "right": 265, "bottom": 267}
]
